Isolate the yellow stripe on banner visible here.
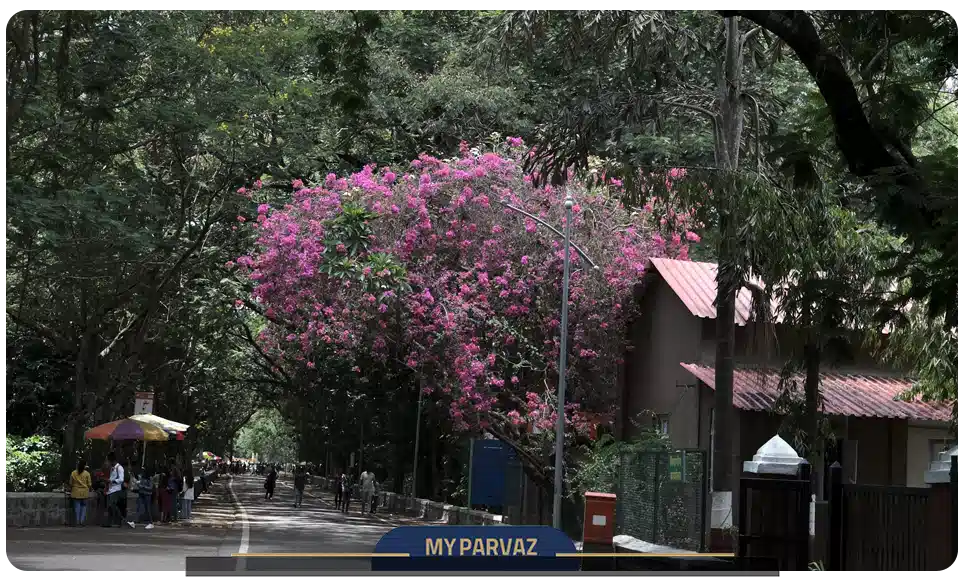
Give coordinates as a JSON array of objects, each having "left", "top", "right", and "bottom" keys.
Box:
[
  {"left": 556, "top": 552, "right": 736, "bottom": 558},
  {"left": 230, "top": 552, "right": 733, "bottom": 558},
  {"left": 231, "top": 553, "right": 410, "bottom": 558}
]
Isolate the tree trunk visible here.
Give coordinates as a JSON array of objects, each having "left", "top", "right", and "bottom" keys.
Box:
[
  {"left": 61, "top": 330, "right": 92, "bottom": 480},
  {"left": 804, "top": 329, "right": 821, "bottom": 495},
  {"left": 712, "top": 254, "right": 736, "bottom": 492},
  {"left": 711, "top": 16, "right": 747, "bottom": 496},
  {"left": 720, "top": 17, "right": 746, "bottom": 170}
]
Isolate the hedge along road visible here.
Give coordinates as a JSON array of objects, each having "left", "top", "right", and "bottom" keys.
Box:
[{"left": 4, "top": 474, "right": 412, "bottom": 571}]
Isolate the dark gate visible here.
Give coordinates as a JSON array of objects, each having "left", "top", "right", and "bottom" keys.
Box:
[
  {"left": 737, "top": 464, "right": 811, "bottom": 571},
  {"left": 827, "top": 458, "right": 958, "bottom": 571},
  {"left": 841, "top": 484, "right": 929, "bottom": 570}
]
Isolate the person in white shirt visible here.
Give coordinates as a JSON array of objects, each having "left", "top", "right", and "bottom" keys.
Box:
[
  {"left": 358, "top": 470, "right": 375, "bottom": 515},
  {"left": 181, "top": 469, "right": 195, "bottom": 521},
  {"left": 106, "top": 452, "right": 133, "bottom": 528}
]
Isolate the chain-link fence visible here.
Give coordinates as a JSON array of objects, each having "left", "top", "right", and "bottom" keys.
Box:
[{"left": 616, "top": 449, "right": 708, "bottom": 552}]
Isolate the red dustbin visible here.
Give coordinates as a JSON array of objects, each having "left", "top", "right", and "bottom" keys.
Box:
[{"left": 582, "top": 491, "right": 617, "bottom": 545}]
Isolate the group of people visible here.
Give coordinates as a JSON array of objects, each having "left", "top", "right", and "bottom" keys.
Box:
[
  {"left": 260, "top": 463, "right": 308, "bottom": 508},
  {"left": 66, "top": 451, "right": 201, "bottom": 529},
  {"left": 252, "top": 462, "right": 385, "bottom": 515},
  {"left": 333, "top": 469, "right": 381, "bottom": 515}
]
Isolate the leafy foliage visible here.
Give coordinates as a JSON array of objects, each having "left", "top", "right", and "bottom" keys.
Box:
[
  {"left": 5, "top": 10, "right": 956, "bottom": 503},
  {"left": 874, "top": 304, "right": 958, "bottom": 427},
  {"left": 6, "top": 435, "right": 62, "bottom": 492},
  {"left": 567, "top": 424, "right": 672, "bottom": 498},
  {"left": 235, "top": 409, "right": 297, "bottom": 464}
]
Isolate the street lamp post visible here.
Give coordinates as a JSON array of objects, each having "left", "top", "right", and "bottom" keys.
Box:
[
  {"left": 411, "top": 380, "right": 423, "bottom": 498},
  {"left": 498, "top": 194, "right": 587, "bottom": 531},
  {"left": 551, "top": 192, "right": 574, "bottom": 530}
]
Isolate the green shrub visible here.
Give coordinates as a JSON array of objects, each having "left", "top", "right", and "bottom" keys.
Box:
[
  {"left": 6, "top": 434, "right": 62, "bottom": 492},
  {"left": 567, "top": 425, "right": 672, "bottom": 498}
]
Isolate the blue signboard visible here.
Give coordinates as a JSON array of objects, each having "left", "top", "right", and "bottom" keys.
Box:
[
  {"left": 469, "top": 439, "right": 518, "bottom": 507},
  {"left": 371, "top": 525, "right": 580, "bottom": 572}
]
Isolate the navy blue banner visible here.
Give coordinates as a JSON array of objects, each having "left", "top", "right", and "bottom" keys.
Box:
[{"left": 371, "top": 525, "right": 580, "bottom": 572}]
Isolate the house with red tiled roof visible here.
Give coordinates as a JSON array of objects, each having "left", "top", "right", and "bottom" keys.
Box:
[{"left": 618, "top": 257, "right": 954, "bottom": 489}]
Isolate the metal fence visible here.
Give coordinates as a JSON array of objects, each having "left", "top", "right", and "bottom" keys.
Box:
[{"left": 616, "top": 449, "right": 708, "bottom": 552}]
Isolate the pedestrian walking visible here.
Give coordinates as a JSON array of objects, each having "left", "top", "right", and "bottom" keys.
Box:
[
  {"left": 93, "top": 464, "right": 108, "bottom": 526},
  {"left": 358, "top": 469, "right": 375, "bottom": 515},
  {"left": 339, "top": 474, "right": 352, "bottom": 513},
  {"left": 264, "top": 466, "right": 277, "bottom": 500},
  {"left": 181, "top": 470, "right": 195, "bottom": 521},
  {"left": 104, "top": 452, "right": 133, "bottom": 528},
  {"left": 169, "top": 464, "right": 183, "bottom": 521},
  {"left": 333, "top": 473, "right": 344, "bottom": 510},
  {"left": 136, "top": 468, "right": 155, "bottom": 529},
  {"left": 120, "top": 459, "right": 132, "bottom": 522},
  {"left": 158, "top": 468, "right": 172, "bottom": 523},
  {"left": 371, "top": 477, "right": 380, "bottom": 515},
  {"left": 198, "top": 470, "right": 208, "bottom": 496},
  {"left": 67, "top": 458, "right": 92, "bottom": 526},
  {"left": 293, "top": 466, "right": 307, "bottom": 508}
]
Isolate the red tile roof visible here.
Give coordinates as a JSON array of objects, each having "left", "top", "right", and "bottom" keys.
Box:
[
  {"left": 680, "top": 363, "right": 952, "bottom": 422},
  {"left": 649, "top": 258, "right": 767, "bottom": 325}
]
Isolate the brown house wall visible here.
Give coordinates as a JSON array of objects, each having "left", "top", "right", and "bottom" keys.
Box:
[
  {"left": 623, "top": 271, "right": 919, "bottom": 489},
  {"left": 622, "top": 279, "right": 702, "bottom": 447}
]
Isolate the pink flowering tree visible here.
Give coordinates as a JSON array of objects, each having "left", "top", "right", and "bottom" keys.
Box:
[{"left": 234, "top": 139, "right": 702, "bottom": 488}]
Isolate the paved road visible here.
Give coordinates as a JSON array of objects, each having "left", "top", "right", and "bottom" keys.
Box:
[{"left": 5, "top": 475, "right": 414, "bottom": 572}]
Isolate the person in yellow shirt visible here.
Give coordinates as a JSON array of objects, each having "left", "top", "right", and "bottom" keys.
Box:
[{"left": 68, "top": 459, "right": 92, "bottom": 526}]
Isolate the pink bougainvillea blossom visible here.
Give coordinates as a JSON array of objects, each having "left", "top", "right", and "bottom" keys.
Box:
[{"left": 237, "top": 140, "right": 702, "bottom": 457}]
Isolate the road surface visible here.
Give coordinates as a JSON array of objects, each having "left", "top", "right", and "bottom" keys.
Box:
[{"left": 5, "top": 475, "right": 418, "bottom": 572}]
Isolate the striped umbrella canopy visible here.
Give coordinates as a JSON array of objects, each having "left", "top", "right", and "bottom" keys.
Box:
[
  {"left": 85, "top": 418, "right": 169, "bottom": 441},
  {"left": 201, "top": 451, "right": 216, "bottom": 460}
]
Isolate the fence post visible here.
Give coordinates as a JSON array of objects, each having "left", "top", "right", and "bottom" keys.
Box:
[
  {"left": 826, "top": 462, "right": 843, "bottom": 571},
  {"left": 651, "top": 452, "right": 662, "bottom": 544},
  {"left": 952, "top": 456, "right": 958, "bottom": 566},
  {"left": 796, "top": 462, "right": 812, "bottom": 570},
  {"left": 701, "top": 451, "right": 709, "bottom": 552}
]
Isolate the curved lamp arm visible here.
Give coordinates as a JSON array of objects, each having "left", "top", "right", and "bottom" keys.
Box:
[{"left": 498, "top": 201, "right": 600, "bottom": 271}]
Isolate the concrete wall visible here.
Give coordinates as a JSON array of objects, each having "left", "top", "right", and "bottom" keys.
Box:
[
  {"left": 312, "top": 478, "right": 503, "bottom": 526},
  {"left": 7, "top": 470, "right": 219, "bottom": 527},
  {"left": 623, "top": 278, "right": 702, "bottom": 447},
  {"left": 906, "top": 424, "right": 955, "bottom": 487}
]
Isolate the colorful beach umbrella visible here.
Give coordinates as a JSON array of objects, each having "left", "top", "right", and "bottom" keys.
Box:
[
  {"left": 85, "top": 418, "right": 169, "bottom": 441},
  {"left": 129, "top": 413, "right": 190, "bottom": 433},
  {"left": 201, "top": 451, "right": 215, "bottom": 460}
]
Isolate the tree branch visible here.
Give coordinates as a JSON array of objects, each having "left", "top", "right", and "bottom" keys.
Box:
[{"left": 722, "top": 11, "right": 910, "bottom": 180}]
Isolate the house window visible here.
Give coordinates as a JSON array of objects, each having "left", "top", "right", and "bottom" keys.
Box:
[
  {"left": 929, "top": 439, "right": 951, "bottom": 464},
  {"left": 656, "top": 414, "right": 670, "bottom": 436}
]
